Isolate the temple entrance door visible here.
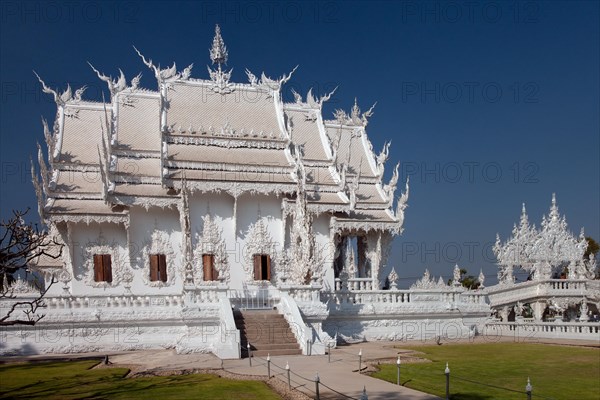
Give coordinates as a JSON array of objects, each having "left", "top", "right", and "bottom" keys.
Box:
[{"left": 253, "top": 254, "right": 271, "bottom": 281}]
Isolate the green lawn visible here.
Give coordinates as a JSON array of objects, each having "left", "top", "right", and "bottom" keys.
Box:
[
  {"left": 371, "top": 343, "right": 600, "bottom": 400},
  {"left": 0, "top": 360, "right": 281, "bottom": 400}
]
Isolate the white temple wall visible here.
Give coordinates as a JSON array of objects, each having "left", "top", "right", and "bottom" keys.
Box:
[
  {"left": 128, "top": 206, "right": 183, "bottom": 295},
  {"left": 235, "top": 193, "right": 283, "bottom": 288},
  {"left": 69, "top": 222, "right": 129, "bottom": 296},
  {"left": 188, "top": 192, "right": 236, "bottom": 283}
]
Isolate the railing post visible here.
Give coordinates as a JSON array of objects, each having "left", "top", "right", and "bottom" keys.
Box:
[
  {"left": 247, "top": 343, "right": 252, "bottom": 366},
  {"left": 396, "top": 356, "right": 401, "bottom": 385},
  {"left": 286, "top": 362, "right": 291, "bottom": 390},
  {"left": 360, "top": 386, "right": 368, "bottom": 400},
  {"left": 267, "top": 353, "right": 271, "bottom": 378},
  {"left": 314, "top": 372, "right": 320, "bottom": 399},
  {"left": 526, "top": 377, "right": 532, "bottom": 400},
  {"left": 445, "top": 362, "right": 450, "bottom": 400},
  {"left": 358, "top": 349, "right": 362, "bottom": 373},
  {"left": 328, "top": 343, "right": 331, "bottom": 363}
]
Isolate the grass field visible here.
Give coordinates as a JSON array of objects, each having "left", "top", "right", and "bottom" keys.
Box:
[
  {"left": 371, "top": 343, "right": 600, "bottom": 400},
  {"left": 0, "top": 360, "right": 282, "bottom": 400}
]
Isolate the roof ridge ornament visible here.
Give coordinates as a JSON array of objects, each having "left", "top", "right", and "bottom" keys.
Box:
[
  {"left": 210, "top": 24, "right": 228, "bottom": 66},
  {"left": 376, "top": 141, "right": 391, "bottom": 177},
  {"left": 334, "top": 98, "right": 376, "bottom": 127},
  {"left": 207, "top": 25, "right": 234, "bottom": 94},
  {"left": 34, "top": 71, "right": 84, "bottom": 106},
  {"left": 133, "top": 46, "right": 184, "bottom": 84},
  {"left": 395, "top": 176, "right": 409, "bottom": 225},
  {"left": 87, "top": 63, "right": 128, "bottom": 97}
]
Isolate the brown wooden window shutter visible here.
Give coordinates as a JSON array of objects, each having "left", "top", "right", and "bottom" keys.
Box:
[
  {"left": 103, "top": 254, "right": 112, "bottom": 282},
  {"left": 150, "top": 254, "right": 167, "bottom": 282},
  {"left": 150, "top": 254, "right": 159, "bottom": 281},
  {"left": 265, "top": 255, "right": 271, "bottom": 281},
  {"left": 253, "top": 254, "right": 261, "bottom": 280},
  {"left": 93, "top": 254, "right": 104, "bottom": 282},
  {"left": 158, "top": 254, "right": 167, "bottom": 282},
  {"left": 203, "top": 254, "right": 216, "bottom": 281},
  {"left": 94, "top": 254, "right": 112, "bottom": 282}
]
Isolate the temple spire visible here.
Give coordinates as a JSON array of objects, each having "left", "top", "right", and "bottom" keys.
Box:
[
  {"left": 210, "top": 25, "right": 228, "bottom": 66},
  {"left": 549, "top": 193, "right": 559, "bottom": 221}
]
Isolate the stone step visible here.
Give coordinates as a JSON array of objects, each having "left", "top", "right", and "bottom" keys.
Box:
[
  {"left": 241, "top": 335, "right": 298, "bottom": 344},
  {"left": 235, "top": 322, "right": 290, "bottom": 332},
  {"left": 236, "top": 309, "right": 300, "bottom": 359},
  {"left": 241, "top": 342, "right": 301, "bottom": 351},
  {"left": 235, "top": 315, "right": 286, "bottom": 321},
  {"left": 250, "top": 349, "right": 302, "bottom": 357}
]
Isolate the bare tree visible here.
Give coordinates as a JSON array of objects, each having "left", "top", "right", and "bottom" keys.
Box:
[{"left": 0, "top": 209, "right": 62, "bottom": 326}]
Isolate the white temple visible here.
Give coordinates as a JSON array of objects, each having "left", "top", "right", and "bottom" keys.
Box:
[{"left": 1, "top": 27, "right": 596, "bottom": 357}]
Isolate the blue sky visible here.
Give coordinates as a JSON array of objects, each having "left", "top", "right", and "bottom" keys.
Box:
[{"left": 1, "top": 1, "right": 598, "bottom": 287}]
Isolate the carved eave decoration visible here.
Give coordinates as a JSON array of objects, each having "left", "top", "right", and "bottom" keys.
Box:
[
  {"left": 170, "top": 179, "right": 297, "bottom": 199},
  {"left": 243, "top": 217, "right": 277, "bottom": 282},
  {"left": 46, "top": 212, "right": 130, "bottom": 228},
  {"left": 165, "top": 160, "right": 292, "bottom": 175},
  {"left": 193, "top": 214, "right": 230, "bottom": 285},
  {"left": 166, "top": 135, "right": 288, "bottom": 150},
  {"left": 331, "top": 219, "right": 403, "bottom": 236},
  {"left": 82, "top": 231, "right": 129, "bottom": 289},
  {"left": 139, "top": 224, "right": 178, "bottom": 288}
]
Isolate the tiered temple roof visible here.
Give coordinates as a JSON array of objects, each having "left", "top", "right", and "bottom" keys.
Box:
[{"left": 32, "top": 26, "right": 408, "bottom": 235}]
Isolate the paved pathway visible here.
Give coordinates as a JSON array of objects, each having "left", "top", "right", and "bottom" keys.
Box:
[{"left": 108, "top": 342, "right": 440, "bottom": 399}]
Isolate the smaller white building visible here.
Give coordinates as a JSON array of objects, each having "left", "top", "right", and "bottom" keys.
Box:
[{"left": 485, "top": 195, "right": 599, "bottom": 340}]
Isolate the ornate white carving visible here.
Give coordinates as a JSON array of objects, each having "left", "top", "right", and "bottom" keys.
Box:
[
  {"left": 88, "top": 63, "right": 128, "bottom": 97},
  {"left": 4, "top": 277, "right": 39, "bottom": 295},
  {"left": 178, "top": 176, "right": 194, "bottom": 286},
  {"left": 452, "top": 264, "right": 462, "bottom": 286},
  {"left": 383, "top": 163, "right": 399, "bottom": 208},
  {"left": 333, "top": 98, "right": 376, "bottom": 127},
  {"left": 478, "top": 269, "right": 485, "bottom": 288},
  {"left": 82, "top": 231, "right": 128, "bottom": 288},
  {"left": 284, "top": 151, "right": 325, "bottom": 284},
  {"left": 494, "top": 195, "right": 590, "bottom": 282},
  {"left": 579, "top": 299, "right": 589, "bottom": 321},
  {"left": 376, "top": 141, "right": 390, "bottom": 177},
  {"left": 134, "top": 47, "right": 181, "bottom": 84},
  {"left": 34, "top": 71, "right": 86, "bottom": 106},
  {"left": 387, "top": 268, "right": 399, "bottom": 289},
  {"left": 139, "top": 222, "right": 177, "bottom": 287},
  {"left": 243, "top": 217, "right": 277, "bottom": 282},
  {"left": 395, "top": 177, "right": 409, "bottom": 227},
  {"left": 30, "top": 158, "right": 46, "bottom": 222},
  {"left": 193, "top": 214, "right": 230, "bottom": 284},
  {"left": 410, "top": 269, "right": 448, "bottom": 290},
  {"left": 207, "top": 25, "right": 233, "bottom": 94}
]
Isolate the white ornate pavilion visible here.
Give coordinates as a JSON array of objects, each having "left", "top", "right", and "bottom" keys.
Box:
[{"left": 486, "top": 195, "right": 599, "bottom": 339}]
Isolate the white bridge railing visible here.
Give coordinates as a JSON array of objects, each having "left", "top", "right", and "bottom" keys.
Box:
[
  {"left": 487, "top": 279, "right": 595, "bottom": 307},
  {"left": 485, "top": 320, "right": 600, "bottom": 340}
]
